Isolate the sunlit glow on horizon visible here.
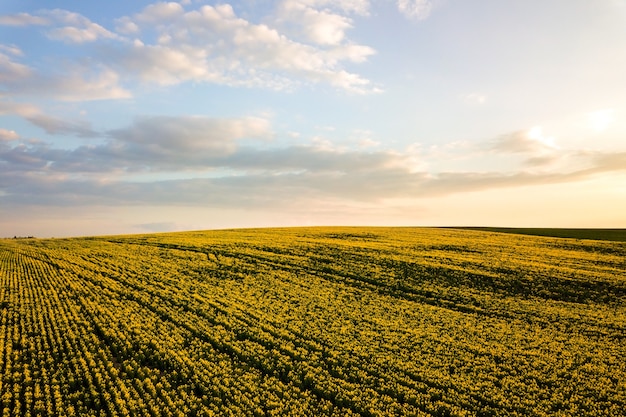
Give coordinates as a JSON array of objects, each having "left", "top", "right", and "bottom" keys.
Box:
[
  {"left": 527, "top": 126, "right": 558, "bottom": 148},
  {"left": 588, "top": 109, "right": 615, "bottom": 133}
]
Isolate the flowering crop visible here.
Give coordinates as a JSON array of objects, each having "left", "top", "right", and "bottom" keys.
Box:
[{"left": 0, "top": 227, "right": 624, "bottom": 416}]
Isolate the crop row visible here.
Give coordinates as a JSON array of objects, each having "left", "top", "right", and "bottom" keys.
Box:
[{"left": 1, "top": 227, "right": 625, "bottom": 416}]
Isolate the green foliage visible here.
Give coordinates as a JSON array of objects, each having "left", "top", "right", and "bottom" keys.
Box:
[{"left": 1, "top": 227, "right": 625, "bottom": 416}]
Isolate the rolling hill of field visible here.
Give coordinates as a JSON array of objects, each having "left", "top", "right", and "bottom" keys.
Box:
[{"left": 1, "top": 227, "right": 625, "bottom": 416}]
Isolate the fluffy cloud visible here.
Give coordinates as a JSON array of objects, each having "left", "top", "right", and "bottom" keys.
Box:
[
  {"left": 275, "top": 0, "right": 355, "bottom": 45},
  {"left": 4, "top": 150, "right": 626, "bottom": 208},
  {"left": 0, "top": 43, "right": 130, "bottom": 101},
  {"left": 0, "top": 100, "right": 98, "bottom": 137},
  {"left": 3, "top": 111, "right": 626, "bottom": 209},
  {"left": 0, "top": 9, "right": 118, "bottom": 43},
  {"left": 47, "top": 68, "right": 128, "bottom": 101},
  {"left": 26, "top": 114, "right": 99, "bottom": 138},
  {"left": 222, "top": 145, "right": 405, "bottom": 174},
  {"left": 106, "top": 115, "right": 274, "bottom": 165},
  {"left": 299, "top": 0, "right": 371, "bottom": 16},
  {"left": 397, "top": 0, "right": 434, "bottom": 20},
  {"left": 132, "top": 2, "right": 185, "bottom": 23},
  {"left": 106, "top": 3, "right": 377, "bottom": 92},
  {"left": 490, "top": 130, "right": 557, "bottom": 154},
  {"left": 29, "top": 67, "right": 130, "bottom": 101},
  {"left": 0, "top": 13, "right": 49, "bottom": 26},
  {"left": 0, "top": 115, "right": 272, "bottom": 175},
  {"left": 43, "top": 9, "right": 120, "bottom": 43},
  {"left": 0, "top": 44, "right": 23, "bottom": 56},
  {"left": 0, "top": 101, "right": 39, "bottom": 117},
  {"left": 1, "top": 111, "right": 412, "bottom": 178},
  {"left": 114, "top": 17, "right": 139, "bottom": 35},
  {"left": 0, "top": 128, "right": 19, "bottom": 141},
  {"left": 485, "top": 128, "right": 568, "bottom": 169},
  {"left": 0, "top": 50, "right": 32, "bottom": 82},
  {"left": 1, "top": 3, "right": 382, "bottom": 95},
  {"left": 47, "top": 23, "right": 115, "bottom": 43}
]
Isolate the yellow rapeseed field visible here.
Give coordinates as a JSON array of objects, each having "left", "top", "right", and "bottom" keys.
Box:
[{"left": 0, "top": 227, "right": 624, "bottom": 416}]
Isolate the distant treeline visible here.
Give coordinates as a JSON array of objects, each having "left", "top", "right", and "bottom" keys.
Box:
[{"left": 448, "top": 227, "right": 626, "bottom": 242}]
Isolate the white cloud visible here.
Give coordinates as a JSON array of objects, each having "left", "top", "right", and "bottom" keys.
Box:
[
  {"left": 37, "top": 67, "right": 131, "bottom": 101},
  {"left": 0, "top": 51, "right": 32, "bottom": 82},
  {"left": 47, "top": 24, "right": 118, "bottom": 43},
  {"left": 350, "top": 129, "right": 379, "bottom": 148},
  {"left": 0, "top": 101, "right": 39, "bottom": 117},
  {"left": 0, "top": 52, "right": 130, "bottom": 101},
  {"left": 104, "top": 2, "right": 377, "bottom": 92},
  {"left": 133, "top": 2, "right": 185, "bottom": 24},
  {"left": 112, "top": 43, "right": 213, "bottom": 86},
  {"left": 397, "top": 0, "right": 434, "bottom": 20},
  {"left": 322, "top": 69, "right": 381, "bottom": 93},
  {"left": 4, "top": 148, "right": 626, "bottom": 209},
  {"left": 0, "top": 44, "right": 23, "bottom": 56},
  {"left": 0, "top": 52, "right": 131, "bottom": 101},
  {"left": 0, "top": 9, "right": 119, "bottom": 43},
  {"left": 108, "top": 115, "right": 272, "bottom": 153},
  {"left": 2, "top": 4, "right": 378, "bottom": 94},
  {"left": 0, "top": 101, "right": 99, "bottom": 138},
  {"left": 276, "top": 0, "right": 354, "bottom": 45},
  {"left": 527, "top": 126, "right": 557, "bottom": 149},
  {"left": 464, "top": 93, "right": 486, "bottom": 105},
  {"left": 0, "top": 128, "right": 19, "bottom": 141},
  {"left": 3, "top": 106, "right": 626, "bottom": 215},
  {"left": 300, "top": 0, "right": 371, "bottom": 16},
  {"left": 359, "top": 138, "right": 380, "bottom": 148},
  {"left": 490, "top": 129, "right": 558, "bottom": 154},
  {"left": 0, "top": 12, "right": 49, "bottom": 26},
  {"left": 0, "top": 12, "right": 130, "bottom": 102},
  {"left": 37, "top": 9, "right": 120, "bottom": 43},
  {"left": 26, "top": 114, "right": 99, "bottom": 138},
  {"left": 46, "top": 9, "right": 118, "bottom": 43},
  {"left": 114, "top": 17, "right": 140, "bottom": 35},
  {"left": 100, "top": 115, "right": 275, "bottom": 171}
]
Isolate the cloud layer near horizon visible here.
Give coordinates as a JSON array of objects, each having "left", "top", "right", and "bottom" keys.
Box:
[{"left": 2, "top": 110, "right": 625, "bottom": 208}]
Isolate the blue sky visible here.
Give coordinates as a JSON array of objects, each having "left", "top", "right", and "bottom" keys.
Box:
[{"left": 1, "top": 0, "right": 625, "bottom": 237}]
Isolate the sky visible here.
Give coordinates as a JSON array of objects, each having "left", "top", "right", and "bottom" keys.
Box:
[{"left": 1, "top": 0, "right": 625, "bottom": 237}]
